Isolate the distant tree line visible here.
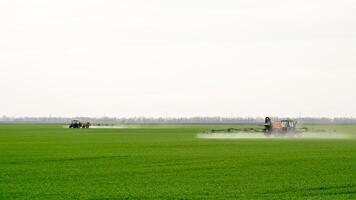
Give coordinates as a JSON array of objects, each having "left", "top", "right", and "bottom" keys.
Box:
[{"left": 1, "top": 116, "right": 356, "bottom": 124}]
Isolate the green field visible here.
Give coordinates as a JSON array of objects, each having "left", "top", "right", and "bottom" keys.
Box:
[{"left": 1, "top": 124, "right": 356, "bottom": 199}]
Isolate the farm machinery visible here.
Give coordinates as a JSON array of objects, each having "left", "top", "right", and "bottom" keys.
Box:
[
  {"left": 69, "top": 120, "right": 90, "bottom": 128},
  {"left": 210, "top": 117, "right": 304, "bottom": 136},
  {"left": 263, "top": 117, "right": 301, "bottom": 136}
]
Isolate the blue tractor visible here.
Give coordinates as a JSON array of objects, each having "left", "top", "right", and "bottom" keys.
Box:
[{"left": 69, "top": 120, "right": 90, "bottom": 128}]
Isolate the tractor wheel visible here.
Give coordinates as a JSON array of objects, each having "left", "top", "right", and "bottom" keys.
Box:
[{"left": 264, "top": 130, "right": 271, "bottom": 137}]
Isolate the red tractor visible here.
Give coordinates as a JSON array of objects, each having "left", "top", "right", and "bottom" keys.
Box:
[{"left": 264, "top": 117, "right": 300, "bottom": 136}]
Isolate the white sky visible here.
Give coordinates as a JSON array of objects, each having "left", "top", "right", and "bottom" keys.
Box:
[{"left": 1, "top": 0, "right": 355, "bottom": 118}]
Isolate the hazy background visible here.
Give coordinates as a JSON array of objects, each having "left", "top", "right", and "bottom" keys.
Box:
[{"left": 1, "top": 0, "right": 355, "bottom": 118}]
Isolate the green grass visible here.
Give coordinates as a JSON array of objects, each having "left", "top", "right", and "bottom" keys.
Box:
[{"left": 0, "top": 124, "right": 356, "bottom": 199}]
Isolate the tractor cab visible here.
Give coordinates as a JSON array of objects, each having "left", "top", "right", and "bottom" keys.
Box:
[{"left": 69, "top": 120, "right": 81, "bottom": 128}]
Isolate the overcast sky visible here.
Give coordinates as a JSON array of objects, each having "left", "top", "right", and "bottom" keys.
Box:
[{"left": 1, "top": 0, "right": 355, "bottom": 118}]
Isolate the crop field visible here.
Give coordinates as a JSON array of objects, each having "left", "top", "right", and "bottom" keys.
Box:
[{"left": 1, "top": 124, "right": 356, "bottom": 199}]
